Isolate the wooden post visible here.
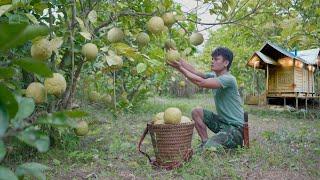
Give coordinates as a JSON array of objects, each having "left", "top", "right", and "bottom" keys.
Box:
[
  {"left": 293, "top": 58, "right": 297, "bottom": 110},
  {"left": 243, "top": 112, "right": 249, "bottom": 148},
  {"left": 284, "top": 97, "right": 286, "bottom": 106},
  {"left": 305, "top": 97, "right": 308, "bottom": 112},
  {"left": 307, "top": 67, "right": 310, "bottom": 111},
  {"left": 296, "top": 93, "right": 299, "bottom": 109},
  {"left": 293, "top": 58, "right": 296, "bottom": 92},
  {"left": 266, "top": 64, "right": 269, "bottom": 105}
]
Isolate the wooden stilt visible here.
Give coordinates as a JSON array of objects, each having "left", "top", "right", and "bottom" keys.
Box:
[
  {"left": 243, "top": 112, "right": 249, "bottom": 148},
  {"left": 305, "top": 97, "right": 308, "bottom": 112},
  {"left": 296, "top": 94, "right": 298, "bottom": 109},
  {"left": 284, "top": 97, "right": 286, "bottom": 107}
]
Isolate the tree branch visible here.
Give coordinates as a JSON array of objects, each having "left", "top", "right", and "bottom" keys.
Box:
[
  {"left": 187, "top": 0, "right": 266, "bottom": 27},
  {"left": 93, "top": 10, "right": 156, "bottom": 33}
]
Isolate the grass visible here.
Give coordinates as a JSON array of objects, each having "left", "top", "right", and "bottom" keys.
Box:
[{"left": 4, "top": 93, "right": 320, "bottom": 179}]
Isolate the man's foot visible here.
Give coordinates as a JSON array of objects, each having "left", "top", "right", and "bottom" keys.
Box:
[{"left": 196, "top": 140, "right": 207, "bottom": 153}]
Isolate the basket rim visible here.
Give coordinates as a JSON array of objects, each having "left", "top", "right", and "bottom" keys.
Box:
[{"left": 148, "top": 121, "right": 195, "bottom": 127}]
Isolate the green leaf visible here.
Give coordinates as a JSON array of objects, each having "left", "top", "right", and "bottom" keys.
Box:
[
  {"left": 136, "top": 63, "right": 147, "bottom": 74},
  {"left": 0, "top": 4, "right": 12, "bottom": 17},
  {"left": 0, "top": 84, "right": 18, "bottom": 119},
  {"left": 36, "top": 112, "right": 77, "bottom": 128},
  {"left": 16, "top": 128, "right": 50, "bottom": 152},
  {"left": 12, "top": 97, "right": 35, "bottom": 122},
  {"left": 32, "top": 2, "right": 48, "bottom": 14},
  {"left": 15, "top": 162, "right": 48, "bottom": 180},
  {"left": 163, "top": 0, "right": 172, "bottom": 9},
  {"left": 75, "top": 17, "right": 86, "bottom": 32},
  {"left": 0, "top": 103, "right": 9, "bottom": 136},
  {"left": 112, "top": 43, "right": 141, "bottom": 59},
  {"left": 0, "top": 166, "right": 18, "bottom": 180},
  {"left": 0, "top": 140, "right": 6, "bottom": 162},
  {"left": 0, "top": 23, "right": 49, "bottom": 50},
  {"left": 13, "top": 58, "right": 53, "bottom": 77},
  {"left": 79, "top": 31, "right": 91, "bottom": 40},
  {"left": 0, "top": 67, "right": 15, "bottom": 79},
  {"left": 87, "top": 10, "right": 97, "bottom": 24},
  {"left": 62, "top": 110, "right": 88, "bottom": 118},
  {"left": 25, "top": 13, "right": 39, "bottom": 24},
  {"left": 0, "top": 0, "right": 11, "bottom": 6}
]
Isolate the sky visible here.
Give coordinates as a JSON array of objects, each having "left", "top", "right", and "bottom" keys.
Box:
[{"left": 175, "top": 0, "right": 220, "bottom": 51}]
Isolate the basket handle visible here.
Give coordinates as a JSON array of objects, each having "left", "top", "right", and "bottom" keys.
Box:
[{"left": 138, "top": 125, "right": 153, "bottom": 162}]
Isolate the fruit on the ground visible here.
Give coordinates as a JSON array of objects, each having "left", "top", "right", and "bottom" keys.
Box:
[
  {"left": 26, "top": 82, "right": 47, "bottom": 104},
  {"left": 82, "top": 43, "right": 98, "bottom": 60},
  {"left": 89, "top": 91, "right": 100, "bottom": 102},
  {"left": 136, "top": 32, "right": 150, "bottom": 46},
  {"left": 101, "top": 94, "right": 112, "bottom": 104},
  {"left": 180, "top": 116, "right": 192, "bottom": 123},
  {"left": 107, "top": 27, "right": 124, "bottom": 43},
  {"left": 166, "top": 49, "right": 180, "bottom": 62},
  {"left": 164, "top": 39, "right": 176, "bottom": 50},
  {"left": 189, "top": 32, "right": 204, "bottom": 46},
  {"left": 164, "top": 107, "right": 182, "bottom": 124},
  {"left": 162, "top": 12, "right": 176, "bottom": 27},
  {"left": 75, "top": 120, "right": 89, "bottom": 136},
  {"left": 152, "top": 112, "right": 164, "bottom": 122},
  {"left": 147, "top": 16, "right": 165, "bottom": 34},
  {"left": 44, "top": 73, "right": 67, "bottom": 96},
  {"left": 120, "top": 92, "right": 129, "bottom": 104},
  {"left": 31, "top": 38, "right": 52, "bottom": 61}
]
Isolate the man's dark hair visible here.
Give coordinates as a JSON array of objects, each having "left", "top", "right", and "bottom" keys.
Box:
[{"left": 211, "top": 47, "right": 233, "bottom": 70}]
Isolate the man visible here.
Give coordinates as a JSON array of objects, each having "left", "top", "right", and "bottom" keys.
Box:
[{"left": 168, "top": 47, "right": 244, "bottom": 151}]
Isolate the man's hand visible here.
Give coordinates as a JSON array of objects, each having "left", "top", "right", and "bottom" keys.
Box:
[{"left": 167, "top": 60, "right": 181, "bottom": 70}]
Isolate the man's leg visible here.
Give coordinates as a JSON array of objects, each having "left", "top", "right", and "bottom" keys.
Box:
[
  {"left": 191, "top": 108, "right": 208, "bottom": 142},
  {"left": 205, "top": 126, "right": 243, "bottom": 150}
]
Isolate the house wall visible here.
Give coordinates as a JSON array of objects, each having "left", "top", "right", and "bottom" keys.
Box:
[
  {"left": 268, "top": 66, "right": 294, "bottom": 92},
  {"left": 268, "top": 64, "right": 315, "bottom": 94},
  {"left": 308, "top": 70, "right": 314, "bottom": 93},
  {"left": 295, "top": 67, "right": 304, "bottom": 92}
]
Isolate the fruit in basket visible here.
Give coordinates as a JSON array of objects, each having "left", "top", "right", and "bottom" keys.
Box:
[
  {"left": 164, "top": 107, "right": 182, "bottom": 124},
  {"left": 152, "top": 112, "right": 164, "bottom": 122},
  {"left": 180, "top": 116, "right": 192, "bottom": 123},
  {"left": 179, "top": 80, "right": 186, "bottom": 87},
  {"left": 154, "top": 119, "right": 164, "bottom": 125}
]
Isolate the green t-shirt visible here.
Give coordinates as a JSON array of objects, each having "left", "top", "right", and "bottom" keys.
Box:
[{"left": 205, "top": 72, "right": 244, "bottom": 128}]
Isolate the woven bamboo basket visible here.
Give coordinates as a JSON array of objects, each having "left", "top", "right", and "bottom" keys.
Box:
[{"left": 147, "top": 121, "right": 195, "bottom": 166}]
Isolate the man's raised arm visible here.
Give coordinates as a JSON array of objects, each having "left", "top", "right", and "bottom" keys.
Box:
[
  {"left": 167, "top": 61, "right": 221, "bottom": 89},
  {"left": 179, "top": 59, "right": 206, "bottom": 78}
]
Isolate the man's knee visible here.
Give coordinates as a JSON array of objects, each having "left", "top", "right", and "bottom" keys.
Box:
[{"left": 192, "top": 108, "right": 203, "bottom": 121}]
